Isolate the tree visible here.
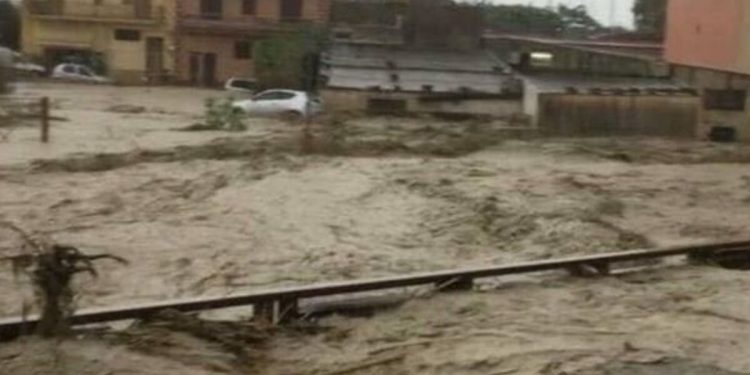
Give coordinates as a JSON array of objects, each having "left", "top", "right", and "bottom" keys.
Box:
[
  {"left": 632, "top": 0, "right": 667, "bottom": 39},
  {"left": 0, "top": 0, "right": 20, "bottom": 50},
  {"left": 478, "top": 3, "right": 601, "bottom": 37}
]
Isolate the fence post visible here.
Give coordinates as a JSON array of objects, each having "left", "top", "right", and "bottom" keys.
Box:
[{"left": 40, "top": 97, "right": 49, "bottom": 143}]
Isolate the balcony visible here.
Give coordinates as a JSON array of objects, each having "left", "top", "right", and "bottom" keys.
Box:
[
  {"left": 27, "top": 0, "right": 164, "bottom": 25},
  {"left": 178, "top": 14, "right": 314, "bottom": 36}
]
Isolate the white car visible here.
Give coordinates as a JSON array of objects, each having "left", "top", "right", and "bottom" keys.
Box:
[
  {"left": 52, "top": 63, "right": 110, "bottom": 84},
  {"left": 0, "top": 48, "right": 45, "bottom": 77},
  {"left": 232, "top": 90, "right": 323, "bottom": 120},
  {"left": 12, "top": 52, "right": 46, "bottom": 76},
  {"left": 224, "top": 77, "right": 258, "bottom": 95}
]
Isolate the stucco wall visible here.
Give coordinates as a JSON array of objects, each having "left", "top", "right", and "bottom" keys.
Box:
[
  {"left": 21, "top": 0, "right": 175, "bottom": 84},
  {"left": 177, "top": 35, "right": 255, "bottom": 83},
  {"left": 321, "top": 90, "right": 523, "bottom": 118},
  {"left": 665, "top": 0, "right": 750, "bottom": 75}
]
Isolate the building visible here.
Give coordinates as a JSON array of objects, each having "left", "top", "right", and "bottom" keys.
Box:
[
  {"left": 321, "top": 43, "right": 521, "bottom": 118},
  {"left": 665, "top": 0, "right": 750, "bottom": 142},
  {"left": 322, "top": 0, "right": 524, "bottom": 119},
  {"left": 175, "top": 0, "right": 330, "bottom": 86},
  {"left": 21, "top": 0, "right": 176, "bottom": 84}
]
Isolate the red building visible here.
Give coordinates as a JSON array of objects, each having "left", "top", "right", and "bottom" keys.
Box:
[{"left": 665, "top": 0, "right": 750, "bottom": 142}]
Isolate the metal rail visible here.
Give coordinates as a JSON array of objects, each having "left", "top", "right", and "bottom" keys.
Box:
[{"left": 2, "top": 240, "right": 749, "bottom": 340}]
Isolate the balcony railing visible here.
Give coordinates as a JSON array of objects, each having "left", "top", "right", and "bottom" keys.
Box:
[
  {"left": 178, "top": 15, "right": 313, "bottom": 34},
  {"left": 27, "top": 1, "right": 164, "bottom": 23}
]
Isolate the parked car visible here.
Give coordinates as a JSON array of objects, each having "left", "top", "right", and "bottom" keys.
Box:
[
  {"left": 52, "top": 63, "right": 110, "bottom": 83},
  {"left": 12, "top": 52, "right": 46, "bottom": 77},
  {"left": 224, "top": 77, "right": 258, "bottom": 95},
  {"left": 0, "top": 48, "right": 45, "bottom": 78},
  {"left": 232, "top": 90, "right": 323, "bottom": 120}
]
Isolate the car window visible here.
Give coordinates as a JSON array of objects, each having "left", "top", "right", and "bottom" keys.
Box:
[
  {"left": 62, "top": 65, "right": 76, "bottom": 73},
  {"left": 78, "top": 67, "right": 93, "bottom": 76},
  {"left": 254, "top": 91, "right": 295, "bottom": 101}
]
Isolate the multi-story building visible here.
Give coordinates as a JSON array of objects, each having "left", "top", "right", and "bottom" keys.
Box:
[
  {"left": 21, "top": 0, "right": 176, "bottom": 84},
  {"left": 175, "top": 0, "right": 330, "bottom": 86},
  {"left": 665, "top": 0, "right": 750, "bottom": 141}
]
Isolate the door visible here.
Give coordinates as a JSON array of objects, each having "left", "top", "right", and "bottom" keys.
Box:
[
  {"left": 202, "top": 53, "right": 216, "bottom": 87},
  {"left": 189, "top": 53, "right": 201, "bottom": 84},
  {"left": 145, "top": 37, "right": 164, "bottom": 83},
  {"left": 200, "top": 0, "right": 223, "bottom": 19}
]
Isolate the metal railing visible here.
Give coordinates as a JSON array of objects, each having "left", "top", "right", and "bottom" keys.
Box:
[
  {"left": 1, "top": 239, "right": 749, "bottom": 340},
  {"left": 27, "top": 1, "right": 164, "bottom": 22},
  {"left": 178, "top": 14, "right": 314, "bottom": 33}
]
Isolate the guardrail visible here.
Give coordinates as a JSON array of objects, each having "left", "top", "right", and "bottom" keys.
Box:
[{"left": 1, "top": 239, "right": 749, "bottom": 340}]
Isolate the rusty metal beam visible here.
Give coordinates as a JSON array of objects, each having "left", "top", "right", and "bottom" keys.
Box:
[{"left": 2, "top": 240, "right": 750, "bottom": 340}]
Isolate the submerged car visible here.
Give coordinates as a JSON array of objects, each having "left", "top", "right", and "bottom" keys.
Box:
[
  {"left": 52, "top": 63, "right": 111, "bottom": 84},
  {"left": 232, "top": 89, "right": 323, "bottom": 120}
]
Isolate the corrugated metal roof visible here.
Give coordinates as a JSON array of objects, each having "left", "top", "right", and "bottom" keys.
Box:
[{"left": 323, "top": 43, "right": 514, "bottom": 93}]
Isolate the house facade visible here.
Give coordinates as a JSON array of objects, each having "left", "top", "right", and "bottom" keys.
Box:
[
  {"left": 665, "top": 0, "right": 750, "bottom": 141},
  {"left": 175, "top": 0, "right": 330, "bottom": 86},
  {"left": 21, "top": 0, "right": 176, "bottom": 84}
]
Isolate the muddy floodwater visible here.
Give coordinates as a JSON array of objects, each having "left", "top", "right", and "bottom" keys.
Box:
[{"left": 2, "top": 83, "right": 750, "bottom": 375}]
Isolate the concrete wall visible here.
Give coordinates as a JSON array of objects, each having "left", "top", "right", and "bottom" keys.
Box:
[
  {"left": 538, "top": 93, "right": 699, "bottom": 138},
  {"left": 665, "top": 0, "right": 750, "bottom": 76},
  {"left": 672, "top": 65, "right": 750, "bottom": 142},
  {"left": 322, "top": 89, "right": 523, "bottom": 118}
]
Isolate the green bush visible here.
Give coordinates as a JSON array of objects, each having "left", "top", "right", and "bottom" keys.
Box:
[{"left": 203, "top": 98, "right": 246, "bottom": 132}]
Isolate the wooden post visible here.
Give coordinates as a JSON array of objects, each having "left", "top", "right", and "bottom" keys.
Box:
[{"left": 40, "top": 97, "right": 50, "bottom": 143}]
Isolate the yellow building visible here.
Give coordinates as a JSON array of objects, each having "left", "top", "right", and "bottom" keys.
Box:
[{"left": 21, "top": 0, "right": 176, "bottom": 84}]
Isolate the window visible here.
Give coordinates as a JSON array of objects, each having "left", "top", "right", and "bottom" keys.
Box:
[
  {"left": 704, "top": 90, "right": 747, "bottom": 111},
  {"left": 234, "top": 41, "right": 253, "bottom": 60},
  {"left": 200, "top": 0, "right": 222, "bottom": 19},
  {"left": 62, "top": 65, "right": 76, "bottom": 74},
  {"left": 77, "top": 66, "right": 94, "bottom": 76},
  {"left": 114, "top": 29, "right": 141, "bottom": 41},
  {"left": 242, "top": 0, "right": 256, "bottom": 15},
  {"left": 280, "top": 0, "right": 302, "bottom": 20}
]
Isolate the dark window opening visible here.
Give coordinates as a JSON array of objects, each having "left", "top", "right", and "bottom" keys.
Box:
[
  {"left": 242, "top": 0, "right": 257, "bottom": 15},
  {"left": 280, "top": 0, "right": 302, "bottom": 21},
  {"left": 200, "top": 0, "right": 222, "bottom": 19},
  {"left": 704, "top": 89, "right": 747, "bottom": 111},
  {"left": 234, "top": 41, "right": 253, "bottom": 59},
  {"left": 114, "top": 29, "right": 141, "bottom": 41}
]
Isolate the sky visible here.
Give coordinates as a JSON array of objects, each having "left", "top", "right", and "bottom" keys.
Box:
[{"left": 483, "top": 0, "right": 636, "bottom": 28}]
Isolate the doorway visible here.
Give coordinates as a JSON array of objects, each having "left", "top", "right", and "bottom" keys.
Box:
[
  {"left": 189, "top": 52, "right": 218, "bottom": 87},
  {"left": 145, "top": 37, "right": 164, "bottom": 83}
]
